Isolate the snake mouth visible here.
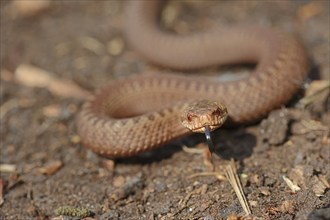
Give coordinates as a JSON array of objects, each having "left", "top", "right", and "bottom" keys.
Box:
[{"left": 183, "top": 116, "right": 228, "bottom": 133}]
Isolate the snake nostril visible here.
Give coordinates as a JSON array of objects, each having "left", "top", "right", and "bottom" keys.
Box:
[{"left": 213, "top": 109, "right": 220, "bottom": 116}]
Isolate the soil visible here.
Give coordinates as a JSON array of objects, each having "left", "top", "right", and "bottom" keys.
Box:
[{"left": 1, "top": 1, "right": 329, "bottom": 220}]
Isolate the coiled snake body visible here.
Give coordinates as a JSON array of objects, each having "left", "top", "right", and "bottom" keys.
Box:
[{"left": 76, "top": 1, "right": 308, "bottom": 158}]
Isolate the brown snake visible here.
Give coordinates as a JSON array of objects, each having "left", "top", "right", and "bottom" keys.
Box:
[{"left": 76, "top": 1, "right": 308, "bottom": 158}]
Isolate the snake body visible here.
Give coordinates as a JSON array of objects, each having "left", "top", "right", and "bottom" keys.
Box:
[{"left": 76, "top": 1, "right": 308, "bottom": 158}]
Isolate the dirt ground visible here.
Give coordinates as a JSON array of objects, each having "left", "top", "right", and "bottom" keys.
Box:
[{"left": 1, "top": 1, "right": 329, "bottom": 220}]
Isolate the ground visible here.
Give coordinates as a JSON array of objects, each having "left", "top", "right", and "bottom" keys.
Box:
[{"left": 0, "top": 1, "right": 329, "bottom": 220}]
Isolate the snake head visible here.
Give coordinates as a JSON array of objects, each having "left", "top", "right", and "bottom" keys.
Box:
[{"left": 181, "top": 100, "right": 228, "bottom": 133}]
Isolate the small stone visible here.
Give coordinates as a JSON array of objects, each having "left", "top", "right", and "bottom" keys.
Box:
[
  {"left": 289, "top": 165, "right": 313, "bottom": 189},
  {"left": 154, "top": 181, "right": 167, "bottom": 193},
  {"left": 113, "top": 176, "right": 125, "bottom": 187},
  {"left": 100, "top": 210, "right": 119, "bottom": 220},
  {"left": 203, "top": 214, "right": 214, "bottom": 220},
  {"left": 42, "top": 104, "right": 61, "bottom": 118},
  {"left": 260, "top": 109, "right": 289, "bottom": 145},
  {"left": 101, "top": 159, "right": 115, "bottom": 171},
  {"left": 70, "top": 135, "right": 81, "bottom": 144},
  {"left": 280, "top": 200, "right": 296, "bottom": 214},
  {"left": 111, "top": 173, "right": 144, "bottom": 201},
  {"left": 249, "top": 200, "right": 258, "bottom": 207},
  {"left": 311, "top": 175, "right": 329, "bottom": 197},
  {"left": 107, "top": 37, "right": 125, "bottom": 56}
]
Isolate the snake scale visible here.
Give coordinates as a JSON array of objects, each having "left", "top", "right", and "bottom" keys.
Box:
[{"left": 76, "top": 1, "right": 308, "bottom": 158}]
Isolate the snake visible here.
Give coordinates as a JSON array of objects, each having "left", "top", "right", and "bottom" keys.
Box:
[{"left": 76, "top": 1, "right": 308, "bottom": 158}]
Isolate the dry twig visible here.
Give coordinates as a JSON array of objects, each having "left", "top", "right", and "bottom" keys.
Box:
[{"left": 224, "top": 159, "right": 251, "bottom": 215}]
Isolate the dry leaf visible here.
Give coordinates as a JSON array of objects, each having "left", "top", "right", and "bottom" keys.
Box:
[
  {"left": 0, "top": 164, "right": 17, "bottom": 173},
  {"left": 282, "top": 176, "right": 301, "bottom": 193},
  {"left": 297, "top": 2, "right": 322, "bottom": 23},
  {"left": 48, "top": 79, "right": 91, "bottom": 99},
  {"left": 15, "top": 64, "right": 91, "bottom": 99},
  {"left": 38, "top": 160, "right": 63, "bottom": 175},
  {"left": 11, "top": 0, "right": 51, "bottom": 17},
  {"left": 15, "top": 64, "right": 53, "bottom": 87}
]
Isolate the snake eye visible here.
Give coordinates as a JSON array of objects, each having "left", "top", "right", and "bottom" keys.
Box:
[{"left": 187, "top": 114, "right": 193, "bottom": 122}]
